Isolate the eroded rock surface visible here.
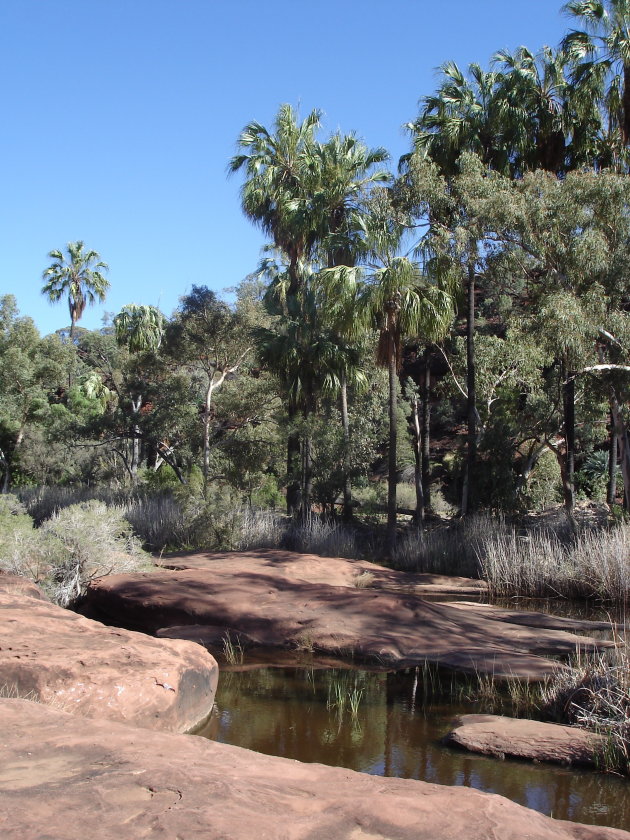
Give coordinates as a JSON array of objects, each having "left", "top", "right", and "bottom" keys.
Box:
[
  {"left": 83, "top": 550, "right": 612, "bottom": 679},
  {"left": 445, "top": 714, "right": 607, "bottom": 766},
  {"left": 0, "top": 590, "right": 217, "bottom": 732},
  {"left": 0, "top": 699, "right": 627, "bottom": 840}
]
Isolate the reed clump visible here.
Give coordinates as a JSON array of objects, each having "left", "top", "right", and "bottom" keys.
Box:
[{"left": 480, "top": 521, "right": 630, "bottom": 601}]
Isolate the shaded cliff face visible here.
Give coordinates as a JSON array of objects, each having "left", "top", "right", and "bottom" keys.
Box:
[
  {"left": 2, "top": 698, "right": 629, "bottom": 840},
  {"left": 81, "top": 549, "right": 612, "bottom": 679}
]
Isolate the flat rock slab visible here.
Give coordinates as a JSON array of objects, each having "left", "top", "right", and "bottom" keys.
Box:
[
  {"left": 0, "top": 590, "right": 218, "bottom": 732},
  {"left": 445, "top": 714, "right": 607, "bottom": 766},
  {"left": 83, "top": 552, "right": 612, "bottom": 679},
  {"left": 157, "top": 548, "right": 490, "bottom": 594},
  {"left": 0, "top": 699, "right": 627, "bottom": 840}
]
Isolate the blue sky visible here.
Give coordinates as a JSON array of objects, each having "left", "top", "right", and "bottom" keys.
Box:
[{"left": 2, "top": 1, "right": 573, "bottom": 336}]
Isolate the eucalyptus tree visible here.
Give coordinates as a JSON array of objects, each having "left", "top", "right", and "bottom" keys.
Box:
[
  {"left": 0, "top": 296, "right": 73, "bottom": 491},
  {"left": 166, "top": 286, "right": 251, "bottom": 496},
  {"left": 451, "top": 156, "right": 630, "bottom": 514},
  {"left": 403, "top": 44, "right": 604, "bottom": 515},
  {"left": 42, "top": 241, "right": 109, "bottom": 339},
  {"left": 113, "top": 304, "right": 166, "bottom": 483}
]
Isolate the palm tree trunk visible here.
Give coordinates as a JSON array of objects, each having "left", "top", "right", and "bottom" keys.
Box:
[
  {"left": 340, "top": 375, "right": 353, "bottom": 521},
  {"left": 462, "top": 263, "right": 477, "bottom": 516},
  {"left": 0, "top": 450, "right": 10, "bottom": 494},
  {"left": 623, "top": 64, "right": 630, "bottom": 144},
  {"left": 387, "top": 338, "right": 398, "bottom": 557},
  {"left": 286, "top": 427, "right": 301, "bottom": 516},
  {"left": 300, "top": 432, "right": 313, "bottom": 523}
]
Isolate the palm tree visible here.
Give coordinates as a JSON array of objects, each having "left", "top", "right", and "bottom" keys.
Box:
[
  {"left": 310, "top": 132, "right": 390, "bottom": 267},
  {"left": 492, "top": 45, "right": 586, "bottom": 174},
  {"left": 228, "top": 104, "right": 322, "bottom": 298},
  {"left": 255, "top": 288, "right": 358, "bottom": 521},
  {"left": 42, "top": 241, "right": 109, "bottom": 338},
  {"left": 309, "top": 133, "right": 390, "bottom": 518},
  {"left": 357, "top": 191, "right": 453, "bottom": 553},
  {"left": 114, "top": 303, "right": 165, "bottom": 354},
  {"left": 562, "top": 0, "right": 630, "bottom": 148},
  {"left": 313, "top": 265, "right": 371, "bottom": 519},
  {"left": 407, "top": 61, "right": 507, "bottom": 176}
]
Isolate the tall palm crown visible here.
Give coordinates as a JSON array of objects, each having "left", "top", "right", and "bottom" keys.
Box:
[
  {"left": 563, "top": 0, "right": 630, "bottom": 150},
  {"left": 493, "top": 46, "right": 590, "bottom": 174},
  {"left": 308, "top": 133, "right": 390, "bottom": 267},
  {"left": 228, "top": 104, "right": 322, "bottom": 295},
  {"left": 408, "top": 61, "right": 507, "bottom": 177},
  {"left": 42, "top": 241, "right": 109, "bottom": 337},
  {"left": 114, "top": 304, "right": 165, "bottom": 354}
]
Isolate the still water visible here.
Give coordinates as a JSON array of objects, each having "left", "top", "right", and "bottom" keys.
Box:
[{"left": 196, "top": 664, "right": 630, "bottom": 831}]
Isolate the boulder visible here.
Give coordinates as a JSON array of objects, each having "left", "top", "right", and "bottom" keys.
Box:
[
  {"left": 0, "top": 699, "right": 627, "bottom": 840},
  {"left": 444, "top": 714, "right": 607, "bottom": 766},
  {"left": 0, "top": 590, "right": 217, "bottom": 732},
  {"left": 82, "top": 551, "right": 613, "bottom": 679}
]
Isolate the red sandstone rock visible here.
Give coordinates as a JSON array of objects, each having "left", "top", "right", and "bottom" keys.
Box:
[
  {"left": 0, "top": 573, "right": 48, "bottom": 600},
  {"left": 158, "top": 547, "right": 490, "bottom": 594},
  {"left": 83, "top": 552, "right": 612, "bottom": 679},
  {"left": 0, "top": 699, "right": 627, "bottom": 840},
  {"left": 0, "top": 590, "right": 217, "bottom": 732},
  {"left": 445, "top": 714, "right": 607, "bottom": 766}
]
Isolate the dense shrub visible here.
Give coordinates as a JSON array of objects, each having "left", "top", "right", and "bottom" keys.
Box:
[{"left": 0, "top": 495, "right": 149, "bottom": 607}]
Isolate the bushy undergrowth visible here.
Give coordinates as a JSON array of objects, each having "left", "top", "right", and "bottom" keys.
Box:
[
  {"left": 388, "top": 510, "right": 630, "bottom": 602},
  {"left": 18, "top": 485, "right": 130, "bottom": 525},
  {"left": 10, "top": 483, "right": 630, "bottom": 603},
  {"left": 284, "top": 516, "right": 357, "bottom": 558},
  {"left": 0, "top": 495, "right": 149, "bottom": 606},
  {"left": 115, "top": 485, "right": 357, "bottom": 557}
]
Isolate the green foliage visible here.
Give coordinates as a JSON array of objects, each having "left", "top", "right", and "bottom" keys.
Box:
[
  {"left": 576, "top": 449, "right": 615, "bottom": 501},
  {"left": 521, "top": 450, "right": 562, "bottom": 511}
]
